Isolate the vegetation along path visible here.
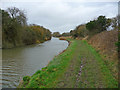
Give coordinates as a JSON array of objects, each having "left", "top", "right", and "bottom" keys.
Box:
[{"left": 20, "top": 38, "right": 118, "bottom": 88}]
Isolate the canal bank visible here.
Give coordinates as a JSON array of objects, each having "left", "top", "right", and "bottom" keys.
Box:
[
  {"left": 2, "top": 37, "right": 68, "bottom": 88},
  {"left": 19, "top": 38, "right": 118, "bottom": 88}
]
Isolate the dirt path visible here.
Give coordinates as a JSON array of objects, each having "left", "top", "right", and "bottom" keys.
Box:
[{"left": 55, "top": 40, "right": 117, "bottom": 88}]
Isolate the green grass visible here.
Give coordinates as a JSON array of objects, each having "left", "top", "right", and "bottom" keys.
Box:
[
  {"left": 19, "top": 39, "right": 118, "bottom": 88},
  {"left": 81, "top": 40, "right": 118, "bottom": 88}
]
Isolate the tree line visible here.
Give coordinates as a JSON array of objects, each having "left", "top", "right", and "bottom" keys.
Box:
[
  {"left": 70, "top": 15, "right": 118, "bottom": 39},
  {"left": 1, "top": 7, "right": 51, "bottom": 48},
  {"left": 52, "top": 32, "right": 70, "bottom": 37},
  {"left": 53, "top": 16, "right": 118, "bottom": 39}
]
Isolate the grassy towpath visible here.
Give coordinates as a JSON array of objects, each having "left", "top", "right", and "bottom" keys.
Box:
[
  {"left": 20, "top": 39, "right": 118, "bottom": 88},
  {"left": 55, "top": 39, "right": 118, "bottom": 88}
]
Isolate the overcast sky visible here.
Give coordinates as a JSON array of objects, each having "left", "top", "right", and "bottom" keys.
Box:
[{"left": 1, "top": 0, "right": 119, "bottom": 33}]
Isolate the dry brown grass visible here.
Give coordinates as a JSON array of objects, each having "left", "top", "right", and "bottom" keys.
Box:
[
  {"left": 82, "top": 36, "right": 89, "bottom": 40},
  {"left": 88, "top": 30, "right": 118, "bottom": 60},
  {"left": 88, "top": 30, "right": 118, "bottom": 80}
]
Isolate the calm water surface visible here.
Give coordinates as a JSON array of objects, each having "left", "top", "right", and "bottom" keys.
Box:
[{"left": 2, "top": 37, "right": 68, "bottom": 88}]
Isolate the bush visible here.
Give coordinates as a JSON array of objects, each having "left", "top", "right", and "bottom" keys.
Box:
[{"left": 23, "top": 76, "right": 31, "bottom": 82}]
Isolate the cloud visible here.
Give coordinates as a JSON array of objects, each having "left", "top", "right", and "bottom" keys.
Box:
[{"left": 1, "top": 1, "right": 118, "bottom": 33}]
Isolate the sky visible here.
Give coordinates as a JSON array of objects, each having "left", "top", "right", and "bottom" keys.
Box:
[{"left": 1, "top": 0, "right": 119, "bottom": 33}]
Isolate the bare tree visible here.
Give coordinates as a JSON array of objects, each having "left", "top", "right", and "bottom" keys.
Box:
[{"left": 7, "top": 7, "right": 27, "bottom": 26}]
